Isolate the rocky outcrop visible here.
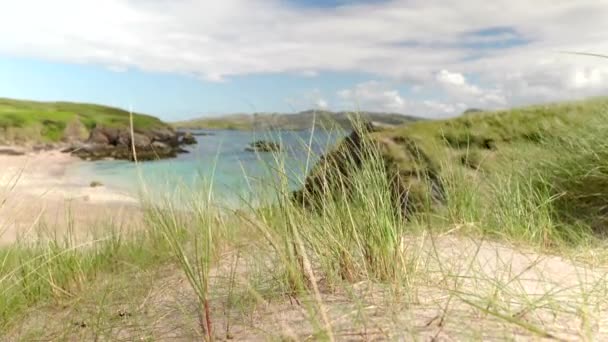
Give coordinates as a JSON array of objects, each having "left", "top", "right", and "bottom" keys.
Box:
[
  {"left": 190, "top": 132, "right": 215, "bottom": 136},
  {"left": 293, "top": 122, "right": 446, "bottom": 220},
  {"left": 67, "top": 126, "right": 194, "bottom": 161},
  {"left": 0, "top": 147, "right": 26, "bottom": 156},
  {"left": 245, "top": 140, "right": 282, "bottom": 153},
  {"left": 180, "top": 132, "right": 197, "bottom": 145}
]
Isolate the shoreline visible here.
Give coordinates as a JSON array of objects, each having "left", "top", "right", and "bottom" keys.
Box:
[
  {"left": 0, "top": 148, "right": 141, "bottom": 245},
  {"left": 0, "top": 147, "right": 138, "bottom": 204}
]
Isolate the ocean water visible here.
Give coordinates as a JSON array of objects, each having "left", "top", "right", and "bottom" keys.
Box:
[{"left": 67, "top": 129, "right": 347, "bottom": 206}]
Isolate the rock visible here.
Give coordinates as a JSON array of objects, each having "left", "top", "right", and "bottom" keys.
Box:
[
  {"left": 116, "top": 131, "right": 152, "bottom": 148},
  {"left": 180, "top": 132, "right": 197, "bottom": 145},
  {"left": 293, "top": 123, "right": 445, "bottom": 220},
  {"left": 90, "top": 181, "right": 103, "bottom": 187},
  {"left": 152, "top": 141, "right": 170, "bottom": 149},
  {"left": 146, "top": 127, "right": 179, "bottom": 146},
  {"left": 88, "top": 129, "right": 110, "bottom": 145},
  {"left": 32, "top": 143, "right": 56, "bottom": 152},
  {"left": 191, "top": 132, "right": 214, "bottom": 136},
  {"left": 245, "top": 140, "right": 282, "bottom": 153},
  {"left": 88, "top": 127, "right": 118, "bottom": 145},
  {"left": 67, "top": 126, "right": 189, "bottom": 162},
  {"left": 133, "top": 132, "right": 152, "bottom": 147},
  {"left": 0, "top": 147, "right": 26, "bottom": 156},
  {"left": 61, "top": 145, "right": 77, "bottom": 153}
]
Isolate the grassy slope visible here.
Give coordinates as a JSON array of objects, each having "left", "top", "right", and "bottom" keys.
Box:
[
  {"left": 0, "top": 98, "right": 168, "bottom": 143},
  {"left": 3, "top": 96, "right": 608, "bottom": 339},
  {"left": 298, "top": 97, "right": 608, "bottom": 244},
  {"left": 174, "top": 110, "right": 421, "bottom": 130}
]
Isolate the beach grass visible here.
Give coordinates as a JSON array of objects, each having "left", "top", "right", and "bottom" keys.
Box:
[{"left": 1, "top": 97, "right": 608, "bottom": 339}]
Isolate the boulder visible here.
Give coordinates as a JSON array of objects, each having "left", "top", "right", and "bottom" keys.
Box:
[
  {"left": 293, "top": 123, "right": 446, "bottom": 220},
  {"left": 180, "top": 132, "right": 197, "bottom": 145},
  {"left": 67, "top": 125, "right": 189, "bottom": 162},
  {"left": 116, "top": 131, "right": 152, "bottom": 148},
  {"left": 90, "top": 181, "right": 103, "bottom": 187},
  {"left": 191, "top": 132, "right": 214, "bottom": 136},
  {"left": 146, "top": 127, "right": 179, "bottom": 146},
  {"left": 152, "top": 141, "right": 170, "bottom": 149},
  {"left": 89, "top": 128, "right": 111, "bottom": 145},
  {"left": 245, "top": 140, "right": 282, "bottom": 153}
]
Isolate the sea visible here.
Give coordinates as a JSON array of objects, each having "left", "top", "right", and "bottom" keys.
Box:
[{"left": 66, "top": 129, "right": 347, "bottom": 207}]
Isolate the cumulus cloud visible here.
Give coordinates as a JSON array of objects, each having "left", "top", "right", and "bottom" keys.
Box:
[
  {"left": 338, "top": 80, "right": 468, "bottom": 117},
  {"left": 435, "top": 69, "right": 506, "bottom": 110},
  {"left": 335, "top": 73, "right": 508, "bottom": 118},
  {"left": 285, "top": 88, "right": 330, "bottom": 111},
  {"left": 1, "top": 0, "right": 608, "bottom": 114},
  {"left": 316, "top": 98, "right": 329, "bottom": 109},
  {"left": 338, "top": 81, "right": 406, "bottom": 112},
  {"left": 436, "top": 70, "right": 468, "bottom": 87}
]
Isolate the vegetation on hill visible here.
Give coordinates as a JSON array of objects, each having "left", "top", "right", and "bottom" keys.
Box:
[
  {"left": 296, "top": 97, "right": 608, "bottom": 244},
  {"left": 0, "top": 98, "right": 168, "bottom": 144},
  {"left": 173, "top": 110, "right": 421, "bottom": 131}
]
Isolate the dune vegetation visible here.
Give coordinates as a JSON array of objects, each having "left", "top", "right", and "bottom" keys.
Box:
[{"left": 2, "top": 97, "right": 608, "bottom": 340}]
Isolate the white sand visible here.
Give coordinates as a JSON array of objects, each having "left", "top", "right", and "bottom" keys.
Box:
[{"left": 0, "top": 149, "right": 141, "bottom": 245}]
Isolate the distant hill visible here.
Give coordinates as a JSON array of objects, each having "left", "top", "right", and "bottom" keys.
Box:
[
  {"left": 0, "top": 98, "right": 197, "bottom": 161},
  {"left": 173, "top": 110, "right": 422, "bottom": 131},
  {"left": 0, "top": 98, "right": 168, "bottom": 144}
]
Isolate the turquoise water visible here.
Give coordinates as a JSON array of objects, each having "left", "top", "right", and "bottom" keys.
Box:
[{"left": 68, "top": 129, "right": 346, "bottom": 205}]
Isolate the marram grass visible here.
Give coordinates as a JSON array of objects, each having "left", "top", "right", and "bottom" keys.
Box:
[{"left": 2, "top": 97, "right": 608, "bottom": 339}]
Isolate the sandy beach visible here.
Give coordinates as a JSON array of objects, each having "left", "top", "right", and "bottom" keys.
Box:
[{"left": 0, "top": 148, "right": 141, "bottom": 245}]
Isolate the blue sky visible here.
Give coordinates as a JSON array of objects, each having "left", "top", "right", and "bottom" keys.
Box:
[
  {"left": 1, "top": 0, "right": 607, "bottom": 121},
  {"left": 0, "top": 55, "right": 372, "bottom": 119}
]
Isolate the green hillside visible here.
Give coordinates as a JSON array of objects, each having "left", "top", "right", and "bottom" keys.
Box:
[
  {"left": 174, "top": 110, "right": 421, "bottom": 131},
  {"left": 0, "top": 98, "right": 167, "bottom": 144},
  {"left": 297, "top": 96, "right": 608, "bottom": 241}
]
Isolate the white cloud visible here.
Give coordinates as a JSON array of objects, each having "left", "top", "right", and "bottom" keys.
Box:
[
  {"left": 316, "top": 98, "right": 329, "bottom": 109},
  {"left": 436, "top": 70, "right": 467, "bottom": 87},
  {"left": 1, "top": 0, "right": 608, "bottom": 115},
  {"left": 434, "top": 69, "right": 506, "bottom": 110},
  {"left": 436, "top": 69, "right": 482, "bottom": 96},
  {"left": 571, "top": 67, "right": 608, "bottom": 89},
  {"left": 338, "top": 81, "right": 406, "bottom": 112},
  {"left": 338, "top": 80, "right": 468, "bottom": 117},
  {"left": 285, "top": 88, "right": 330, "bottom": 111}
]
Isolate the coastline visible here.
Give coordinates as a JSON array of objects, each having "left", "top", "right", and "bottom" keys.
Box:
[{"left": 0, "top": 148, "right": 141, "bottom": 245}]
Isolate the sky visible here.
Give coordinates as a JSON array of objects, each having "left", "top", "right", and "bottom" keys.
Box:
[{"left": 1, "top": 0, "right": 608, "bottom": 121}]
